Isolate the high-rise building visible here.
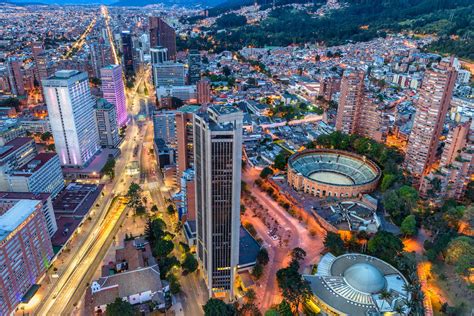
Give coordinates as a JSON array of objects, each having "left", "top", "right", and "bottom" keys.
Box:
[
  {"left": 149, "top": 17, "right": 177, "bottom": 61},
  {"left": 335, "top": 69, "right": 365, "bottom": 134},
  {"left": 35, "top": 52, "right": 50, "bottom": 85},
  {"left": 357, "top": 94, "right": 386, "bottom": 143},
  {"left": 121, "top": 31, "right": 134, "bottom": 75},
  {"left": 152, "top": 62, "right": 185, "bottom": 87},
  {"left": 0, "top": 199, "right": 54, "bottom": 316},
  {"left": 404, "top": 59, "right": 457, "bottom": 178},
  {"left": 100, "top": 65, "right": 127, "bottom": 126},
  {"left": 152, "top": 110, "right": 177, "bottom": 145},
  {"left": 197, "top": 78, "right": 211, "bottom": 105},
  {"left": 176, "top": 105, "right": 200, "bottom": 180},
  {"left": 0, "top": 191, "right": 57, "bottom": 237},
  {"left": 94, "top": 99, "right": 120, "bottom": 148},
  {"left": 6, "top": 57, "right": 25, "bottom": 96},
  {"left": 43, "top": 70, "right": 100, "bottom": 167},
  {"left": 194, "top": 105, "right": 243, "bottom": 296},
  {"left": 188, "top": 49, "right": 201, "bottom": 85}
]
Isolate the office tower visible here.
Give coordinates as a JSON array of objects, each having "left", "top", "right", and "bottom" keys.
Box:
[
  {"left": 188, "top": 49, "right": 201, "bottom": 84},
  {"left": 43, "top": 70, "right": 100, "bottom": 167},
  {"left": 100, "top": 65, "right": 127, "bottom": 126},
  {"left": 94, "top": 99, "right": 120, "bottom": 148},
  {"left": 6, "top": 57, "right": 25, "bottom": 96},
  {"left": 152, "top": 110, "right": 177, "bottom": 145},
  {"left": 0, "top": 119, "right": 26, "bottom": 146},
  {"left": 194, "top": 105, "right": 243, "bottom": 297},
  {"left": 335, "top": 69, "right": 365, "bottom": 134},
  {"left": 197, "top": 78, "right": 211, "bottom": 105},
  {"left": 152, "top": 62, "right": 185, "bottom": 87},
  {"left": 176, "top": 105, "right": 200, "bottom": 180},
  {"left": 404, "top": 60, "right": 457, "bottom": 178},
  {"left": 149, "top": 17, "right": 177, "bottom": 61},
  {"left": 0, "top": 199, "right": 54, "bottom": 316},
  {"left": 179, "top": 168, "right": 195, "bottom": 221},
  {"left": 156, "top": 85, "right": 197, "bottom": 104},
  {"left": 121, "top": 31, "right": 134, "bottom": 75},
  {"left": 36, "top": 52, "right": 50, "bottom": 84},
  {"left": 0, "top": 137, "right": 37, "bottom": 175},
  {"left": 151, "top": 46, "right": 168, "bottom": 64}
]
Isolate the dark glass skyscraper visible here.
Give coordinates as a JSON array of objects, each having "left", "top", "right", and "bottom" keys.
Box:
[
  {"left": 121, "top": 31, "right": 134, "bottom": 75},
  {"left": 188, "top": 49, "right": 201, "bottom": 85},
  {"left": 149, "top": 17, "right": 177, "bottom": 61}
]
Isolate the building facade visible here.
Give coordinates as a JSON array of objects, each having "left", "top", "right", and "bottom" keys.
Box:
[
  {"left": 0, "top": 199, "right": 54, "bottom": 315},
  {"left": 197, "top": 78, "right": 211, "bottom": 105},
  {"left": 188, "top": 49, "right": 201, "bottom": 85},
  {"left": 95, "top": 99, "right": 120, "bottom": 148},
  {"left": 335, "top": 69, "right": 365, "bottom": 134},
  {"left": 100, "top": 65, "right": 127, "bottom": 127},
  {"left": 176, "top": 105, "right": 200, "bottom": 180},
  {"left": 121, "top": 31, "right": 134, "bottom": 75},
  {"left": 152, "top": 62, "right": 185, "bottom": 87},
  {"left": 404, "top": 59, "right": 457, "bottom": 179},
  {"left": 152, "top": 110, "right": 177, "bottom": 146},
  {"left": 193, "top": 105, "right": 243, "bottom": 296},
  {"left": 149, "top": 17, "right": 176, "bottom": 61},
  {"left": 43, "top": 70, "right": 100, "bottom": 167}
]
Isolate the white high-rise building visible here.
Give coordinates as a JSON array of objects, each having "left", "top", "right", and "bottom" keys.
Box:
[
  {"left": 193, "top": 105, "right": 243, "bottom": 297},
  {"left": 43, "top": 70, "right": 100, "bottom": 167},
  {"left": 100, "top": 65, "right": 128, "bottom": 127}
]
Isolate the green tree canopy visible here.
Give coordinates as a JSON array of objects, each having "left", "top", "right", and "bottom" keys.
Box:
[
  {"left": 323, "top": 232, "right": 346, "bottom": 256},
  {"left": 203, "top": 298, "right": 236, "bottom": 316},
  {"left": 400, "top": 214, "right": 417, "bottom": 236},
  {"left": 445, "top": 236, "right": 474, "bottom": 276},
  {"left": 181, "top": 252, "right": 198, "bottom": 273},
  {"left": 105, "top": 297, "right": 134, "bottom": 316},
  {"left": 368, "top": 231, "right": 403, "bottom": 265}
]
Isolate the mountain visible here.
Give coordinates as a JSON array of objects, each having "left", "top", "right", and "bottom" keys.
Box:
[{"left": 110, "top": 0, "right": 226, "bottom": 6}]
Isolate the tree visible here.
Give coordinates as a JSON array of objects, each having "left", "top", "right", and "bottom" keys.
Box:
[
  {"left": 102, "top": 158, "right": 116, "bottom": 179},
  {"left": 153, "top": 238, "right": 174, "bottom": 258},
  {"left": 203, "top": 298, "right": 236, "bottom": 316},
  {"left": 276, "top": 262, "right": 311, "bottom": 313},
  {"left": 400, "top": 215, "right": 417, "bottom": 236},
  {"left": 181, "top": 253, "right": 198, "bottom": 273},
  {"left": 151, "top": 204, "right": 158, "bottom": 212},
  {"left": 222, "top": 65, "right": 232, "bottom": 77},
  {"left": 256, "top": 248, "right": 269, "bottom": 266},
  {"left": 323, "top": 232, "right": 346, "bottom": 256},
  {"left": 106, "top": 297, "right": 134, "bottom": 316},
  {"left": 126, "top": 182, "right": 142, "bottom": 208},
  {"left": 273, "top": 153, "right": 288, "bottom": 170},
  {"left": 380, "top": 173, "right": 396, "bottom": 192},
  {"left": 276, "top": 300, "right": 293, "bottom": 316},
  {"left": 215, "top": 13, "right": 247, "bottom": 29},
  {"left": 251, "top": 263, "right": 264, "bottom": 279},
  {"left": 158, "top": 255, "right": 180, "bottom": 277},
  {"left": 167, "top": 273, "right": 182, "bottom": 294},
  {"left": 260, "top": 167, "right": 274, "bottom": 179},
  {"left": 40, "top": 131, "right": 52, "bottom": 142},
  {"left": 167, "top": 204, "right": 176, "bottom": 215},
  {"left": 368, "top": 231, "right": 403, "bottom": 264},
  {"left": 445, "top": 236, "right": 474, "bottom": 276},
  {"left": 290, "top": 247, "right": 306, "bottom": 263}
]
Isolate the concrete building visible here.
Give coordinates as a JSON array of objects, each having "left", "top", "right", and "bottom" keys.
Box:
[
  {"left": 100, "top": 65, "right": 127, "bottom": 127},
  {"left": 6, "top": 57, "right": 25, "bottom": 96},
  {"left": 404, "top": 59, "right": 457, "bottom": 179},
  {"left": 152, "top": 62, "right": 185, "bottom": 87},
  {"left": 178, "top": 168, "right": 195, "bottom": 221},
  {"left": 149, "top": 17, "right": 176, "bottom": 61},
  {"left": 188, "top": 49, "right": 201, "bottom": 85},
  {"left": 0, "top": 191, "right": 57, "bottom": 237},
  {"left": 357, "top": 94, "right": 386, "bottom": 142},
  {"left": 303, "top": 253, "right": 411, "bottom": 315},
  {"left": 193, "top": 105, "right": 243, "bottom": 297},
  {"left": 0, "top": 118, "right": 26, "bottom": 146},
  {"left": 6, "top": 152, "right": 64, "bottom": 198},
  {"left": 0, "top": 137, "right": 37, "bottom": 190},
  {"left": 150, "top": 46, "right": 168, "bottom": 64},
  {"left": 43, "top": 70, "right": 100, "bottom": 167},
  {"left": 94, "top": 99, "right": 120, "bottom": 148},
  {"left": 156, "top": 85, "right": 196, "bottom": 104},
  {"left": 152, "top": 110, "right": 177, "bottom": 146},
  {"left": 175, "top": 105, "right": 200, "bottom": 180},
  {"left": 335, "top": 69, "right": 365, "bottom": 134},
  {"left": 197, "top": 78, "right": 211, "bottom": 105},
  {"left": 0, "top": 199, "right": 54, "bottom": 316}
]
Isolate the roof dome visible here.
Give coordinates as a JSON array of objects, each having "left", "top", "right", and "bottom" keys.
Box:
[{"left": 343, "top": 263, "right": 386, "bottom": 294}]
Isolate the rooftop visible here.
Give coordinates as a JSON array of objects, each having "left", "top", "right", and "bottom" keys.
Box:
[
  {"left": 0, "top": 199, "right": 41, "bottom": 241},
  {"left": 0, "top": 137, "right": 33, "bottom": 159},
  {"left": 11, "top": 153, "right": 58, "bottom": 176}
]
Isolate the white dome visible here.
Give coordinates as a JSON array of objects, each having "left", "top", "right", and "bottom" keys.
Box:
[{"left": 343, "top": 263, "right": 386, "bottom": 294}]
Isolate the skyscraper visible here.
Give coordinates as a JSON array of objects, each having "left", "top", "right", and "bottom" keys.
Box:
[
  {"left": 150, "top": 46, "right": 168, "bottom": 64},
  {"left": 152, "top": 110, "right": 177, "bottom": 145},
  {"left": 197, "top": 78, "right": 211, "bottom": 105},
  {"left": 149, "top": 17, "right": 177, "bottom": 61},
  {"left": 188, "top": 49, "right": 201, "bottom": 85},
  {"left": 335, "top": 69, "right": 365, "bottom": 134},
  {"left": 100, "top": 64, "right": 127, "bottom": 126},
  {"left": 404, "top": 59, "right": 457, "bottom": 178},
  {"left": 176, "top": 105, "right": 200, "bottom": 180},
  {"left": 43, "top": 70, "right": 100, "bottom": 167},
  {"left": 94, "top": 98, "right": 120, "bottom": 148},
  {"left": 6, "top": 57, "right": 25, "bottom": 96},
  {"left": 121, "top": 31, "right": 134, "bottom": 75},
  {"left": 152, "top": 62, "right": 186, "bottom": 87},
  {"left": 193, "top": 105, "right": 243, "bottom": 297}
]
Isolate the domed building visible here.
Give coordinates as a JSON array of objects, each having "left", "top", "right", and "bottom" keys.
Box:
[{"left": 303, "top": 253, "right": 411, "bottom": 315}]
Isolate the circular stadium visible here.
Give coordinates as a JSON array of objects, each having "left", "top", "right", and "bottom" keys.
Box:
[{"left": 287, "top": 149, "right": 381, "bottom": 198}]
